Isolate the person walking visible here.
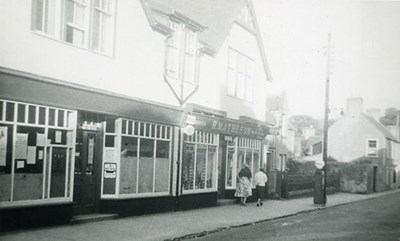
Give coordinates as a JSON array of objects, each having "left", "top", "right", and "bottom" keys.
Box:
[
  {"left": 234, "top": 163, "right": 252, "bottom": 206},
  {"left": 255, "top": 168, "right": 268, "bottom": 207}
]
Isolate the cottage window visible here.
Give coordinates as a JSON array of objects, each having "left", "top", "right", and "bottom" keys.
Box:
[
  {"left": 367, "top": 139, "right": 378, "bottom": 157},
  {"left": 182, "top": 131, "right": 218, "bottom": 192},
  {"left": 227, "top": 48, "right": 254, "bottom": 102},
  {"left": 31, "top": 0, "right": 57, "bottom": 35}
]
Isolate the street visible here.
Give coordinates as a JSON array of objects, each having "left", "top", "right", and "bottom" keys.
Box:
[{"left": 193, "top": 191, "right": 400, "bottom": 241}]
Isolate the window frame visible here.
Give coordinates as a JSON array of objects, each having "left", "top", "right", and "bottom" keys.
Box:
[
  {"left": 225, "top": 137, "right": 261, "bottom": 189},
  {"left": 31, "top": 0, "right": 116, "bottom": 55},
  {"left": 0, "top": 99, "right": 77, "bottom": 208},
  {"left": 181, "top": 131, "right": 219, "bottom": 194},
  {"left": 101, "top": 118, "right": 173, "bottom": 199},
  {"left": 366, "top": 139, "right": 378, "bottom": 157},
  {"left": 227, "top": 48, "right": 255, "bottom": 102}
]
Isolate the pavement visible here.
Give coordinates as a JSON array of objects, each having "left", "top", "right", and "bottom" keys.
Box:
[{"left": 1, "top": 189, "right": 399, "bottom": 241}]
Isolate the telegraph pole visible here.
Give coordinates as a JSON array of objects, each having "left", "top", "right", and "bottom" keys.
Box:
[
  {"left": 314, "top": 33, "right": 332, "bottom": 205},
  {"left": 322, "top": 33, "right": 332, "bottom": 205}
]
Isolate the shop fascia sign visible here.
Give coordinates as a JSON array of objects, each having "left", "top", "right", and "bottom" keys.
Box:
[{"left": 190, "top": 114, "right": 268, "bottom": 139}]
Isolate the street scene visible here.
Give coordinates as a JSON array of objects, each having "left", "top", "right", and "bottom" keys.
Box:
[{"left": 1, "top": 0, "right": 400, "bottom": 240}]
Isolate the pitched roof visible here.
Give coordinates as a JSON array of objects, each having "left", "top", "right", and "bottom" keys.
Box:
[
  {"left": 362, "top": 113, "right": 398, "bottom": 142},
  {"left": 141, "top": 0, "right": 272, "bottom": 80}
]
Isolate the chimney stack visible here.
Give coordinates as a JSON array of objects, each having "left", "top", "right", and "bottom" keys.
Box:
[{"left": 346, "top": 97, "right": 363, "bottom": 117}]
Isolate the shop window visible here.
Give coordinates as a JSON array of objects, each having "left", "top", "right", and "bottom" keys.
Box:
[
  {"left": 0, "top": 99, "right": 76, "bottom": 206},
  {"left": 182, "top": 131, "right": 218, "bottom": 192},
  {"left": 115, "top": 119, "right": 172, "bottom": 197},
  {"left": 225, "top": 137, "right": 261, "bottom": 189}
]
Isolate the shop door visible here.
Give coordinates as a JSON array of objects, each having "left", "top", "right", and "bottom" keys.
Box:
[{"left": 73, "top": 130, "right": 102, "bottom": 215}]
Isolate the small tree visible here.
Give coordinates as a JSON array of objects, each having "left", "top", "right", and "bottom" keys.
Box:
[{"left": 380, "top": 108, "right": 400, "bottom": 126}]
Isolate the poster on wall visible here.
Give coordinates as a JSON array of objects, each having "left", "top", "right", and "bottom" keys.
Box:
[
  {"left": 36, "top": 133, "right": 45, "bottom": 147},
  {"left": 104, "top": 163, "right": 117, "bottom": 178},
  {"left": 15, "top": 133, "right": 28, "bottom": 159},
  {"left": 88, "top": 137, "right": 94, "bottom": 165},
  {"left": 27, "top": 146, "right": 37, "bottom": 164},
  {"left": 55, "top": 131, "right": 62, "bottom": 143},
  {"left": 0, "top": 126, "right": 7, "bottom": 166}
]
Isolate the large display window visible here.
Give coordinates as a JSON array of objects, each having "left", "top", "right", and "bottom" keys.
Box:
[
  {"left": 101, "top": 118, "right": 173, "bottom": 198},
  {"left": 225, "top": 137, "right": 261, "bottom": 189},
  {"left": 0, "top": 99, "right": 76, "bottom": 207},
  {"left": 182, "top": 131, "right": 218, "bottom": 193}
]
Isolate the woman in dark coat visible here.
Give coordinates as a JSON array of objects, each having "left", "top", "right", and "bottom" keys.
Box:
[{"left": 234, "top": 163, "right": 252, "bottom": 206}]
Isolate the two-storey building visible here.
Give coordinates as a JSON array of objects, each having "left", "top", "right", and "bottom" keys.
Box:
[{"left": 0, "top": 0, "right": 272, "bottom": 230}]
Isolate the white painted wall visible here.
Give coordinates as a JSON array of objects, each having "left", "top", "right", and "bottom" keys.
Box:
[{"left": 0, "top": 1, "right": 270, "bottom": 122}]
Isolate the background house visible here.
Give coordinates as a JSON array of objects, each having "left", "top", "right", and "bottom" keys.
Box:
[{"left": 328, "top": 97, "right": 400, "bottom": 193}]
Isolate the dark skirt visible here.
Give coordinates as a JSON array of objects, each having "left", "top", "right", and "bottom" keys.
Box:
[{"left": 256, "top": 185, "right": 265, "bottom": 199}]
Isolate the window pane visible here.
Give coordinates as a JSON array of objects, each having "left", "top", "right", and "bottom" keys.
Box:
[
  {"left": 6, "top": 102, "right": 15, "bottom": 122},
  {"left": 252, "top": 152, "right": 260, "bottom": 185},
  {"left": 48, "top": 108, "right": 55, "bottom": 126},
  {"left": 207, "top": 146, "right": 216, "bottom": 188},
  {"left": 17, "top": 104, "right": 26, "bottom": 123},
  {"left": 245, "top": 76, "right": 253, "bottom": 102},
  {"left": 226, "top": 145, "right": 235, "bottom": 187},
  {"left": 58, "top": 110, "right": 64, "bottom": 127},
  {"left": 120, "top": 136, "right": 138, "bottom": 194},
  {"left": 195, "top": 144, "right": 206, "bottom": 189},
  {"left": 237, "top": 148, "right": 245, "bottom": 172},
  {"left": 50, "top": 147, "right": 67, "bottom": 198},
  {"left": 122, "top": 119, "right": 126, "bottom": 134},
  {"left": 32, "top": 0, "right": 44, "bottom": 31},
  {"left": 237, "top": 73, "right": 245, "bottom": 99},
  {"left": 28, "top": 106, "right": 37, "bottom": 124},
  {"left": 0, "top": 101, "right": 3, "bottom": 121},
  {"left": 155, "top": 140, "right": 170, "bottom": 192},
  {"left": 105, "top": 119, "right": 115, "bottom": 133},
  {"left": 66, "top": 0, "right": 74, "bottom": 23},
  {"left": 182, "top": 143, "right": 195, "bottom": 190},
  {"left": 91, "top": 10, "right": 101, "bottom": 50},
  {"left": 138, "top": 138, "right": 154, "bottom": 193},
  {"left": 39, "top": 107, "right": 46, "bottom": 125}
]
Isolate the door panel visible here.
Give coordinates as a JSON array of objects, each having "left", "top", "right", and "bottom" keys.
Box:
[{"left": 73, "top": 130, "right": 101, "bottom": 215}]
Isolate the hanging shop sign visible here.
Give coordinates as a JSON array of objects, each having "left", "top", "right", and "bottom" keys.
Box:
[{"left": 192, "top": 114, "right": 269, "bottom": 139}]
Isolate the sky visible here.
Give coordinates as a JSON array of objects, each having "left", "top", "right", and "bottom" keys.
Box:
[{"left": 254, "top": 0, "right": 400, "bottom": 119}]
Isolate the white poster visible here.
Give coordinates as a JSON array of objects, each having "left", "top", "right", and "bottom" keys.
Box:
[
  {"left": 38, "top": 149, "right": 44, "bottom": 160},
  {"left": 15, "top": 133, "right": 28, "bottom": 159},
  {"left": 0, "top": 127, "right": 7, "bottom": 166},
  {"left": 55, "top": 131, "right": 62, "bottom": 143},
  {"left": 88, "top": 137, "right": 94, "bottom": 165},
  {"left": 36, "top": 133, "right": 45, "bottom": 147},
  {"left": 27, "top": 146, "right": 36, "bottom": 164},
  {"left": 17, "top": 160, "right": 24, "bottom": 169}
]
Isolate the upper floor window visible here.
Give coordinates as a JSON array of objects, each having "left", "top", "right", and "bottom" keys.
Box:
[
  {"left": 165, "top": 21, "right": 199, "bottom": 85},
  {"left": 367, "top": 139, "right": 378, "bottom": 157},
  {"left": 31, "top": 0, "right": 115, "bottom": 55},
  {"left": 227, "top": 48, "right": 254, "bottom": 102}
]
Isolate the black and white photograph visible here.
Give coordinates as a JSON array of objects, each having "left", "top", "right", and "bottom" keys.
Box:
[{"left": 0, "top": 0, "right": 399, "bottom": 240}]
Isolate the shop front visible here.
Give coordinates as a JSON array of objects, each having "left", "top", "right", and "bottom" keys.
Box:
[
  {"left": 178, "top": 112, "right": 269, "bottom": 209},
  {"left": 0, "top": 68, "right": 184, "bottom": 230}
]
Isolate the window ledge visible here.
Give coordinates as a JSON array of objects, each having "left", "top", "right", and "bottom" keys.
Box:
[{"left": 31, "top": 30, "right": 115, "bottom": 59}]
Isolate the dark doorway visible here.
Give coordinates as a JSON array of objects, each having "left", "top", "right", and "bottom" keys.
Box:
[
  {"left": 73, "top": 130, "right": 102, "bottom": 215},
  {"left": 373, "top": 166, "right": 378, "bottom": 192}
]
